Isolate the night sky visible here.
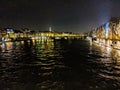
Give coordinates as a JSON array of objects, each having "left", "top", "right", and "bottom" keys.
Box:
[{"left": 0, "top": 0, "right": 120, "bottom": 33}]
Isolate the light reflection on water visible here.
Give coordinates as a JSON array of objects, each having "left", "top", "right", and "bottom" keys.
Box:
[
  {"left": 0, "top": 39, "right": 120, "bottom": 90},
  {"left": 89, "top": 41, "right": 120, "bottom": 89}
]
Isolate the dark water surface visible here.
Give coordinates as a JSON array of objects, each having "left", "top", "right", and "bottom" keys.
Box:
[{"left": 0, "top": 39, "right": 120, "bottom": 90}]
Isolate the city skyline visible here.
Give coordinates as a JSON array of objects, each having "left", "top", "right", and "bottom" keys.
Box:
[{"left": 0, "top": 0, "right": 120, "bottom": 33}]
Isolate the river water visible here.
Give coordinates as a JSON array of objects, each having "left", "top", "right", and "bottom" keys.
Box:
[{"left": 0, "top": 38, "right": 120, "bottom": 90}]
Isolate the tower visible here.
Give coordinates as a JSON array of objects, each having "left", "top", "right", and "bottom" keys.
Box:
[{"left": 49, "top": 27, "right": 52, "bottom": 32}]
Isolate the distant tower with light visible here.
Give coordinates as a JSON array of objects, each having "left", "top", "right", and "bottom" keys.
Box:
[{"left": 49, "top": 27, "right": 52, "bottom": 32}]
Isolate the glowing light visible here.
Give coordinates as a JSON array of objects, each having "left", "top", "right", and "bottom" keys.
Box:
[
  {"left": 7, "top": 28, "right": 14, "bottom": 33},
  {"left": 2, "top": 42, "right": 5, "bottom": 48},
  {"left": 6, "top": 42, "right": 13, "bottom": 50}
]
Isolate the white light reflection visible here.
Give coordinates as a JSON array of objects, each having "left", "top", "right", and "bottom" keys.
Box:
[
  {"left": 1, "top": 42, "right": 6, "bottom": 52},
  {"left": 87, "top": 37, "right": 93, "bottom": 54},
  {"left": 106, "top": 46, "right": 111, "bottom": 57}
]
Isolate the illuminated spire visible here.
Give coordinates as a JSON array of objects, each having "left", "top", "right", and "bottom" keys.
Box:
[{"left": 49, "top": 27, "right": 52, "bottom": 32}]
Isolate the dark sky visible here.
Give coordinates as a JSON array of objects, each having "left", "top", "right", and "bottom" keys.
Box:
[{"left": 0, "top": 0, "right": 120, "bottom": 33}]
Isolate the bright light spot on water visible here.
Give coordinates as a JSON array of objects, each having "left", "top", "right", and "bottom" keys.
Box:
[{"left": 1, "top": 42, "right": 5, "bottom": 52}]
